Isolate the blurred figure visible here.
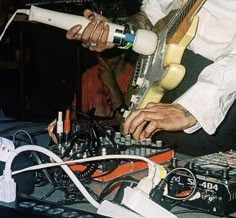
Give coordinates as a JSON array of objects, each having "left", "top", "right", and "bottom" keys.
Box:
[{"left": 71, "top": 48, "right": 136, "bottom": 124}]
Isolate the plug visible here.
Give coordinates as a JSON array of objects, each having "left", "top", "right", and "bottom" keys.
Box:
[
  {"left": 0, "top": 170, "right": 16, "bottom": 203},
  {"left": 135, "top": 176, "right": 154, "bottom": 196},
  {"left": 57, "top": 111, "right": 63, "bottom": 151},
  {"left": 135, "top": 164, "right": 167, "bottom": 196},
  {"left": 150, "top": 178, "right": 172, "bottom": 210},
  {"left": 57, "top": 111, "right": 63, "bottom": 135},
  {"left": 0, "top": 137, "right": 15, "bottom": 162},
  {"left": 121, "top": 186, "right": 177, "bottom": 218}
]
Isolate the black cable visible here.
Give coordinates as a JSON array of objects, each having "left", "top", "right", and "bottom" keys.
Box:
[
  {"left": 76, "top": 110, "right": 120, "bottom": 151},
  {"left": 61, "top": 108, "right": 121, "bottom": 181},
  {"left": 75, "top": 109, "right": 101, "bottom": 180},
  {"left": 12, "top": 129, "right": 55, "bottom": 186},
  {"left": 98, "top": 176, "right": 138, "bottom": 202}
]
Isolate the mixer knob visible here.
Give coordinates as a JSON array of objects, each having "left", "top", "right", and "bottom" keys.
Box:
[
  {"left": 171, "top": 157, "right": 178, "bottom": 168},
  {"left": 222, "top": 167, "right": 230, "bottom": 179},
  {"left": 188, "top": 161, "right": 195, "bottom": 170}
]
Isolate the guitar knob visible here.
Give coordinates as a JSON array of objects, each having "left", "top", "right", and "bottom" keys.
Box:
[
  {"left": 130, "top": 95, "right": 139, "bottom": 104},
  {"left": 136, "top": 77, "right": 144, "bottom": 86}
]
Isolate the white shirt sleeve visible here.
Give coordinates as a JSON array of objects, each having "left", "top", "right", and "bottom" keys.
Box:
[
  {"left": 141, "top": 0, "right": 236, "bottom": 135},
  {"left": 175, "top": 37, "right": 236, "bottom": 134},
  {"left": 141, "top": 0, "right": 182, "bottom": 25}
]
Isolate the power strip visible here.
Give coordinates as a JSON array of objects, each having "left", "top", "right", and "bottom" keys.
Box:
[{"left": 0, "top": 195, "right": 108, "bottom": 218}]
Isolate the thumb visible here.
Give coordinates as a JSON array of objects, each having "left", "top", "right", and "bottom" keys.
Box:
[
  {"left": 83, "top": 9, "right": 95, "bottom": 20},
  {"left": 84, "top": 10, "right": 109, "bottom": 22}
]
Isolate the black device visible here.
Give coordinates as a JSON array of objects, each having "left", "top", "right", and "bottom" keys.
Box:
[
  {"left": 167, "top": 151, "right": 236, "bottom": 216},
  {"left": 0, "top": 195, "right": 108, "bottom": 218}
]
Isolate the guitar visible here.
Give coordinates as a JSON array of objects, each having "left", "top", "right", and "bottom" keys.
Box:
[{"left": 124, "top": 0, "right": 206, "bottom": 116}]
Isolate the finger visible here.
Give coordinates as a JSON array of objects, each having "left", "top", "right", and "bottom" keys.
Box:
[
  {"left": 132, "top": 121, "right": 148, "bottom": 141},
  {"left": 81, "top": 20, "right": 97, "bottom": 42},
  {"left": 128, "top": 110, "right": 155, "bottom": 134},
  {"left": 150, "top": 129, "right": 161, "bottom": 137},
  {"left": 66, "top": 25, "right": 82, "bottom": 40},
  {"left": 89, "top": 21, "right": 105, "bottom": 44},
  {"left": 143, "top": 121, "right": 161, "bottom": 138},
  {"left": 123, "top": 109, "right": 142, "bottom": 134},
  {"left": 83, "top": 9, "right": 95, "bottom": 20},
  {"left": 97, "top": 24, "right": 109, "bottom": 48},
  {"left": 81, "top": 41, "right": 90, "bottom": 48}
]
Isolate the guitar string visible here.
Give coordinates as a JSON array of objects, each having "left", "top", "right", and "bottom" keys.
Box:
[
  {"left": 159, "top": 0, "right": 197, "bottom": 41},
  {"left": 129, "top": 0, "right": 199, "bottom": 107}
]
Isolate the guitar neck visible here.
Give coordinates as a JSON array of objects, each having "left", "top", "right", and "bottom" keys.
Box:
[{"left": 166, "top": 0, "right": 206, "bottom": 44}]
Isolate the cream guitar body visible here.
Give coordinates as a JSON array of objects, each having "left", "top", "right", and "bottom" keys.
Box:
[{"left": 125, "top": 0, "right": 206, "bottom": 116}]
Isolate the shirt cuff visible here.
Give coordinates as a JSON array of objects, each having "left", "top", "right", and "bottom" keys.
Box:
[
  {"left": 174, "top": 83, "right": 224, "bottom": 135},
  {"left": 183, "top": 122, "right": 201, "bottom": 134}
]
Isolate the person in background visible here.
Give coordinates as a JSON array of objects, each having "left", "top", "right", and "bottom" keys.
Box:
[
  {"left": 71, "top": 48, "right": 136, "bottom": 125},
  {"left": 66, "top": 0, "right": 236, "bottom": 156}
]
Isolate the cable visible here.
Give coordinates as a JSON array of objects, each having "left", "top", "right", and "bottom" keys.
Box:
[
  {"left": 12, "top": 130, "right": 34, "bottom": 145},
  {"left": 163, "top": 167, "right": 198, "bottom": 201},
  {"left": 150, "top": 167, "right": 197, "bottom": 203},
  {"left": 12, "top": 130, "right": 55, "bottom": 186},
  {"left": 3, "top": 145, "right": 159, "bottom": 209},
  {"left": 10, "top": 152, "right": 157, "bottom": 176},
  {"left": 0, "top": 9, "right": 30, "bottom": 42},
  {"left": 4, "top": 145, "right": 100, "bottom": 208},
  {"left": 76, "top": 110, "right": 119, "bottom": 151},
  {"left": 98, "top": 176, "right": 138, "bottom": 202}
]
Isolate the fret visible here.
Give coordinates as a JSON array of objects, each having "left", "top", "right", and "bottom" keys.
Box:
[{"left": 166, "top": 0, "right": 196, "bottom": 39}]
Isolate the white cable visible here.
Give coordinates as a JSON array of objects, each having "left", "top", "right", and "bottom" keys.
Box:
[
  {"left": 0, "top": 9, "right": 29, "bottom": 42},
  {"left": 11, "top": 152, "right": 157, "bottom": 176},
  {"left": 4, "top": 145, "right": 100, "bottom": 208},
  {"left": 5, "top": 145, "right": 161, "bottom": 209}
]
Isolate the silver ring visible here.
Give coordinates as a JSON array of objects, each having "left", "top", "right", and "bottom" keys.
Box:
[{"left": 89, "top": 42, "right": 97, "bottom": 48}]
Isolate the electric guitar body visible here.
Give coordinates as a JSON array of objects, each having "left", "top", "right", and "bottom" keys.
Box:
[{"left": 125, "top": 0, "right": 206, "bottom": 116}]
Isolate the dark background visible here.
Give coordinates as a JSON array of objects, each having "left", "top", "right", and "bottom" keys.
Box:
[{"left": 0, "top": 0, "right": 141, "bottom": 121}]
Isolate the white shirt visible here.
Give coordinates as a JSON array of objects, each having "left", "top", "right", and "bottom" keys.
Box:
[{"left": 141, "top": 0, "right": 236, "bottom": 134}]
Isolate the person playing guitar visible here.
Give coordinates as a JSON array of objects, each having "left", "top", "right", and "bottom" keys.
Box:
[{"left": 66, "top": 0, "right": 236, "bottom": 156}]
